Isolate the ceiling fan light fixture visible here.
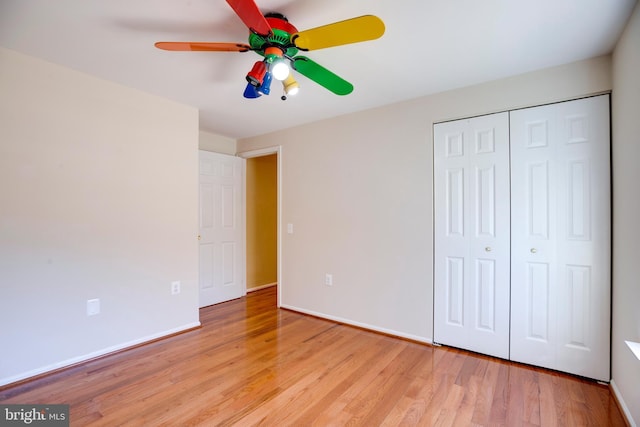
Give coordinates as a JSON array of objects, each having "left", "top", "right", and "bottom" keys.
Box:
[
  {"left": 259, "top": 71, "right": 273, "bottom": 95},
  {"left": 246, "top": 60, "right": 267, "bottom": 87},
  {"left": 243, "top": 83, "right": 261, "bottom": 98},
  {"left": 271, "top": 60, "right": 290, "bottom": 81},
  {"left": 283, "top": 74, "right": 299, "bottom": 96},
  {"left": 263, "top": 46, "right": 289, "bottom": 81}
]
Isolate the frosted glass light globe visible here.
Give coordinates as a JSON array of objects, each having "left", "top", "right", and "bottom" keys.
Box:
[{"left": 271, "top": 61, "right": 290, "bottom": 81}]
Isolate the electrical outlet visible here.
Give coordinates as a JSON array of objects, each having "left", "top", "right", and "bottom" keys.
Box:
[
  {"left": 171, "top": 281, "right": 181, "bottom": 295},
  {"left": 87, "top": 299, "right": 100, "bottom": 316},
  {"left": 325, "top": 274, "right": 333, "bottom": 286}
]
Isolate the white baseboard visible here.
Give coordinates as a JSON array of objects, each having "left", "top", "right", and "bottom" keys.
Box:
[
  {"left": 279, "top": 304, "right": 432, "bottom": 345},
  {"left": 247, "top": 282, "right": 277, "bottom": 292},
  {"left": 0, "top": 321, "right": 201, "bottom": 387},
  {"left": 610, "top": 379, "right": 637, "bottom": 427}
]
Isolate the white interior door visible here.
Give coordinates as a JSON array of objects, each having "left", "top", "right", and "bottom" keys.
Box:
[
  {"left": 509, "top": 95, "right": 610, "bottom": 381},
  {"left": 434, "top": 112, "right": 511, "bottom": 359},
  {"left": 199, "top": 151, "right": 245, "bottom": 308}
]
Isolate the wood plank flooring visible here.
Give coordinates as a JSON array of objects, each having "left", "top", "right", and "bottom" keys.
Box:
[{"left": 0, "top": 287, "right": 627, "bottom": 426}]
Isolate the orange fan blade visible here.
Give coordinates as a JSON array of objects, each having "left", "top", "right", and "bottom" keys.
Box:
[{"left": 154, "top": 42, "right": 252, "bottom": 52}]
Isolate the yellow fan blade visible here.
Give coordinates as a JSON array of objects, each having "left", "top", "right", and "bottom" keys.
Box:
[{"left": 292, "top": 15, "right": 385, "bottom": 51}]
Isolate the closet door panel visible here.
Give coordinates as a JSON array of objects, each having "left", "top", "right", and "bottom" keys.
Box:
[
  {"left": 555, "top": 96, "right": 611, "bottom": 381},
  {"left": 510, "top": 95, "right": 610, "bottom": 381},
  {"left": 434, "top": 112, "right": 510, "bottom": 359},
  {"left": 510, "top": 103, "right": 558, "bottom": 368}
]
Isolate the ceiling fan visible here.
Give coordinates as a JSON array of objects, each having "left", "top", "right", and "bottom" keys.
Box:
[{"left": 155, "top": 0, "right": 385, "bottom": 100}]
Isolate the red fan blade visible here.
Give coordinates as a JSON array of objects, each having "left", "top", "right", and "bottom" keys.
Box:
[
  {"left": 155, "top": 42, "right": 251, "bottom": 52},
  {"left": 226, "top": 0, "right": 272, "bottom": 37}
]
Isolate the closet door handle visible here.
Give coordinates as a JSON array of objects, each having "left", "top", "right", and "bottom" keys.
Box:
[
  {"left": 530, "top": 248, "right": 537, "bottom": 254},
  {"left": 485, "top": 247, "right": 492, "bottom": 252}
]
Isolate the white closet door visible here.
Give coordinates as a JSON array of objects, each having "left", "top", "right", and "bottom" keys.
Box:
[
  {"left": 510, "top": 95, "right": 610, "bottom": 381},
  {"left": 434, "top": 112, "right": 510, "bottom": 359}
]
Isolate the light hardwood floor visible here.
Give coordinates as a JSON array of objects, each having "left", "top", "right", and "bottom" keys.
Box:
[{"left": 0, "top": 287, "right": 627, "bottom": 426}]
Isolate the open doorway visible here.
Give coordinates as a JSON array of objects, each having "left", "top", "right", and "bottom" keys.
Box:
[{"left": 238, "top": 147, "right": 281, "bottom": 306}]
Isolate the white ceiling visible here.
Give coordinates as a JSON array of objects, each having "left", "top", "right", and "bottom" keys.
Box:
[{"left": 0, "top": 0, "right": 636, "bottom": 139}]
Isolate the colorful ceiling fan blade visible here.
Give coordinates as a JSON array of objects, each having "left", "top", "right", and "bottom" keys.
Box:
[
  {"left": 155, "top": 42, "right": 251, "bottom": 52},
  {"left": 292, "top": 15, "right": 385, "bottom": 51},
  {"left": 226, "top": 0, "right": 272, "bottom": 37},
  {"left": 292, "top": 56, "right": 353, "bottom": 95}
]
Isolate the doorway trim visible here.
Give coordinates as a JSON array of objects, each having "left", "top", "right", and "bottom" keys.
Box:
[{"left": 237, "top": 146, "right": 282, "bottom": 307}]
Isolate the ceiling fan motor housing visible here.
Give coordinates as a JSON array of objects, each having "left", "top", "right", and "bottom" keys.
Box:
[{"left": 249, "top": 13, "right": 299, "bottom": 58}]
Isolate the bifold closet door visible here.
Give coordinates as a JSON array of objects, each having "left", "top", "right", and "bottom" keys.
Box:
[
  {"left": 509, "top": 95, "right": 611, "bottom": 382},
  {"left": 434, "top": 112, "right": 510, "bottom": 359}
]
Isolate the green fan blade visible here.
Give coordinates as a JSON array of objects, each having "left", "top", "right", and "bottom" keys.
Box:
[{"left": 292, "top": 56, "right": 353, "bottom": 96}]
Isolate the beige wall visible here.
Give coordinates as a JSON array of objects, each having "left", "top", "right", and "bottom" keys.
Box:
[
  {"left": 246, "top": 154, "right": 278, "bottom": 289},
  {"left": 612, "top": 2, "right": 640, "bottom": 424},
  {"left": 238, "top": 55, "right": 612, "bottom": 343},
  {"left": 199, "top": 130, "right": 236, "bottom": 155},
  {"left": 0, "top": 47, "right": 200, "bottom": 386}
]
